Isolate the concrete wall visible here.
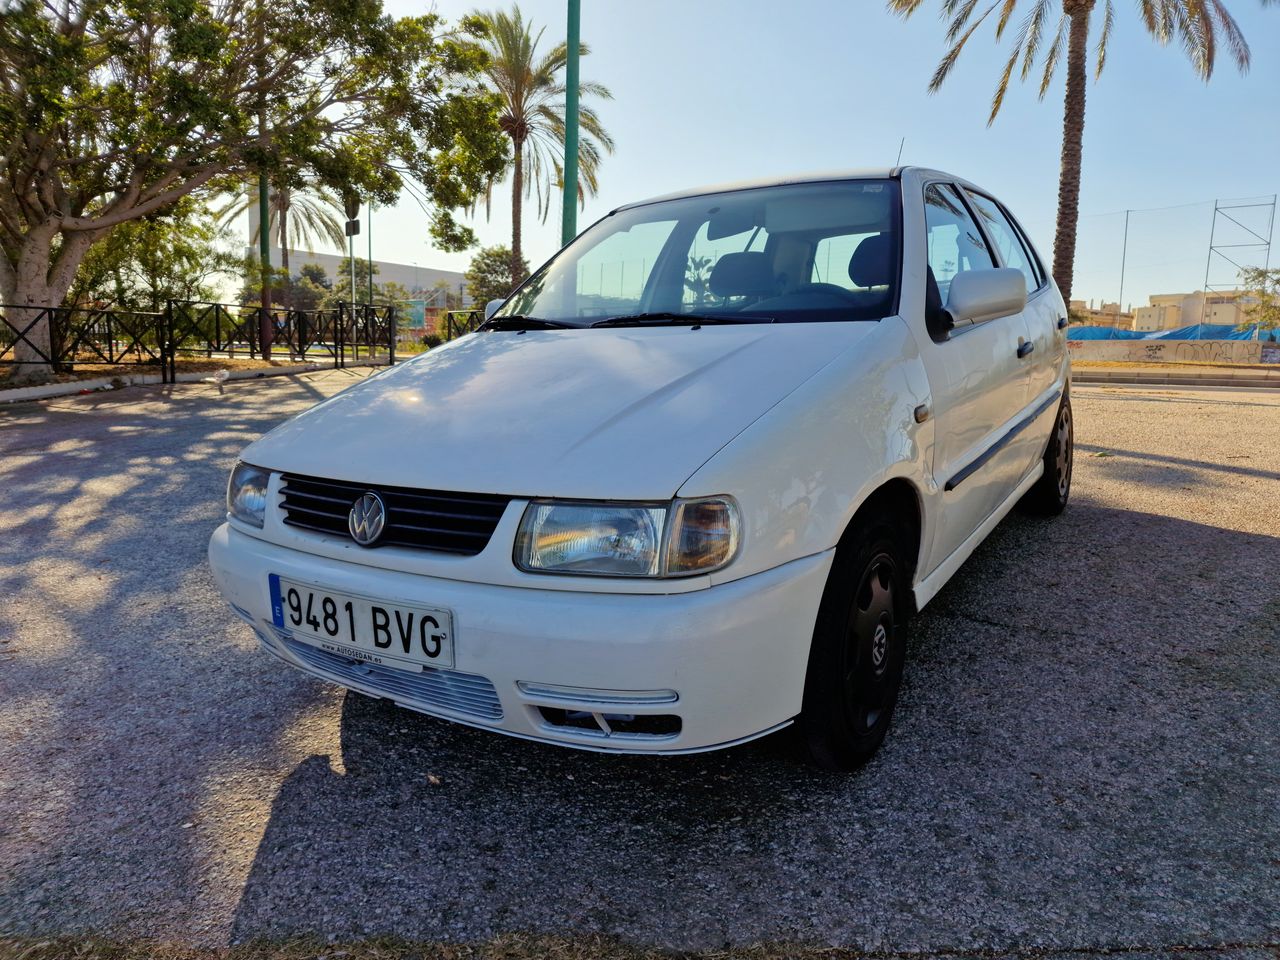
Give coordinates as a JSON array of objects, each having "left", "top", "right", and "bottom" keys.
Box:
[{"left": 1068, "top": 339, "right": 1269, "bottom": 364}]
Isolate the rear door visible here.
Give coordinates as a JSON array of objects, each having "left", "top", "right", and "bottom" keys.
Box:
[{"left": 915, "top": 182, "right": 1034, "bottom": 569}]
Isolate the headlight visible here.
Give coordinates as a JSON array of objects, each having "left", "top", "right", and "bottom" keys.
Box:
[
  {"left": 226, "top": 461, "right": 271, "bottom": 528},
  {"left": 514, "top": 497, "right": 740, "bottom": 578}
]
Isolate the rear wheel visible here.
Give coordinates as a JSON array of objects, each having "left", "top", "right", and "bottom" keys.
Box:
[
  {"left": 799, "top": 519, "right": 910, "bottom": 771},
  {"left": 1019, "top": 394, "right": 1073, "bottom": 516}
]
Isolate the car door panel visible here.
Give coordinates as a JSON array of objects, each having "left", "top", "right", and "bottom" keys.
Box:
[
  {"left": 962, "top": 189, "right": 1069, "bottom": 477},
  {"left": 913, "top": 182, "right": 1033, "bottom": 573}
]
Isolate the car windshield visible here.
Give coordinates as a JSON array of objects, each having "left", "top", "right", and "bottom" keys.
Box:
[{"left": 495, "top": 179, "right": 902, "bottom": 328}]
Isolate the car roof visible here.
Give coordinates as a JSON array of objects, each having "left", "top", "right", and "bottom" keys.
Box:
[{"left": 613, "top": 166, "right": 981, "bottom": 211}]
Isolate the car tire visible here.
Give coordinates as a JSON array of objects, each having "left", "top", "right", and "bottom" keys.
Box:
[
  {"left": 1019, "top": 393, "right": 1073, "bottom": 516},
  {"left": 799, "top": 518, "right": 911, "bottom": 772}
]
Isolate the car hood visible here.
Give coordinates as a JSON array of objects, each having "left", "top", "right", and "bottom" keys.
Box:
[{"left": 242, "top": 323, "right": 881, "bottom": 500}]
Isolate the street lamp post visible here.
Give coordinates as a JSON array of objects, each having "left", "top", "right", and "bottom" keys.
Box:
[{"left": 560, "top": 0, "right": 581, "bottom": 247}]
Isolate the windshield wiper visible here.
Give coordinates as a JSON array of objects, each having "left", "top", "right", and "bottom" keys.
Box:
[
  {"left": 480, "top": 315, "right": 576, "bottom": 331},
  {"left": 590, "top": 312, "right": 774, "bottom": 328}
]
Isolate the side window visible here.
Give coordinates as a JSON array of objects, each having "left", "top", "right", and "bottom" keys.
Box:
[
  {"left": 924, "top": 183, "right": 994, "bottom": 301},
  {"left": 964, "top": 191, "right": 1041, "bottom": 294},
  {"left": 1007, "top": 208, "right": 1047, "bottom": 288}
]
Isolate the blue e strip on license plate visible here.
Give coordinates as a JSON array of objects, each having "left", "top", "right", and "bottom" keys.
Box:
[{"left": 269, "top": 573, "right": 454, "bottom": 671}]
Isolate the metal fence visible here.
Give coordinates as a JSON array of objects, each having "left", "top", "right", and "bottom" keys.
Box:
[
  {"left": 1, "top": 300, "right": 398, "bottom": 383},
  {"left": 443, "top": 308, "right": 483, "bottom": 340}
]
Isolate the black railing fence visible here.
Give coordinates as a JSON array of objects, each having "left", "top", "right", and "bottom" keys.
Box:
[
  {"left": 1, "top": 300, "right": 397, "bottom": 383},
  {"left": 443, "top": 308, "right": 483, "bottom": 340}
]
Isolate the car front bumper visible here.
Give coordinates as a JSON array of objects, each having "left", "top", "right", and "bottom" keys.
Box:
[{"left": 208, "top": 523, "right": 833, "bottom": 753}]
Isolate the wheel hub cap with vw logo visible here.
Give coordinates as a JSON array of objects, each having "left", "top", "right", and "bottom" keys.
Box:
[{"left": 348, "top": 492, "right": 387, "bottom": 547}]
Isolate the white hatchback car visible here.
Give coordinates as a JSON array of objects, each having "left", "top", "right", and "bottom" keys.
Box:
[{"left": 210, "top": 167, "right": 1072, "bottom": 770}]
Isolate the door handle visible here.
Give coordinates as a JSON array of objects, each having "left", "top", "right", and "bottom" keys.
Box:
[
  {"left": 1057, "top": 316, "right": 1068, "bottom": 330},
  {"left": 1017, "top": 340, "right": 1035, "bottom": 359}
]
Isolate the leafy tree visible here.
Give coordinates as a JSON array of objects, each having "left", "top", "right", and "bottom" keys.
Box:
[
  {"left": 0, "top": 0, "right": 506, "bottom": 375},
  {"left": 323, "top": 258, "right": 408, "bottom": 307},
  {"left": 1240, "top": 267, "right": 1280, "bottom": 330},
  {"left": 68, "top": 195, "right": 240, "bottom": 312},
  {"left": 466, "top": 245, "right": 529, "bottom": 305},
  {"left": 299, "top": 264, "right": 332, "bottom": 290},
  {"left": 215, "top": 177, "right": 347, "bottom": 290},
  {"left": 467, "top": 5, "right": 614, "bottom": 285},
  {"left": 887, "top": 0, "right": 1267, "bottom": 303}
]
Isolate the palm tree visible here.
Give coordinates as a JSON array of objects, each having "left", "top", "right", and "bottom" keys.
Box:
[
  {"left": 217, "top": 179, "right": 346, "bottom": 298},
  {"left": 888, "top": 0, "right": 1266, "bottom": 303},
  {"left": 469, "top": 5, "right": 615, "bottom": 285}
]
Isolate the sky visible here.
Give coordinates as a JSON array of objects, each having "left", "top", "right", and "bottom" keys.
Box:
[{"left": 343, "top": 0, "right": 1280, "bottom": 310}]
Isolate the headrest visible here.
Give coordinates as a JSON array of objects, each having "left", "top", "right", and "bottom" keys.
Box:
[
  {"left": 709, "top": 252, "right": 777, "bottom": 299},
  {"left": 848, "top": 234, "right": 894, "bottom": 289}
]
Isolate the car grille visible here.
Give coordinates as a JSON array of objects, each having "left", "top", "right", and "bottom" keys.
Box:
[
  {"left": 278, "top": 633, "right": 503, "bottom": 721},
  {"left": 279, "top": 472, "right": 511, "bottom": 556}
]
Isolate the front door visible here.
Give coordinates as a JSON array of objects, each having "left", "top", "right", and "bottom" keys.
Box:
[{"left": 915, "top": 182, "right": 1033, "bottom": 572}]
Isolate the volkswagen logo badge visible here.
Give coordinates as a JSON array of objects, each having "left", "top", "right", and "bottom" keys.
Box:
[{"left": 348, "top": 492, "right": 386, "bottom": 547}]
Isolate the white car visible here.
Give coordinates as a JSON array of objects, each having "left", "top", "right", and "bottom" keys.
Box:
[{"left": 210, "top": 167, "right": 1072, "bottom": 770}]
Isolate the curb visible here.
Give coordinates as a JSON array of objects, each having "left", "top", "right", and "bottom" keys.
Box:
[
  {"left": 1074, "top": 372, "right": 1280, "bottom": 389},
  {"left": 0, "top": 360, "right": 390, "bottom": 404}
]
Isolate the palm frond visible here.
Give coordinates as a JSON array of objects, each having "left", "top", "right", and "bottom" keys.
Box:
[
  {"left": 1095, "top": 0, "right": 1116, "bottom": 77},
  {"left": 1038, "top": 13, "right": 1068, "bottom": 98},
  {"left": 466, "top": 3, "right": 615, "bottom": 237}
]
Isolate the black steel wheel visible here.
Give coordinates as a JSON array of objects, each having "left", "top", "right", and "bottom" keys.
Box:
[
  {"left": 1019, "top": 393, "right": 1073, "bottom": 516},
  {"left": 800, "top": 519, "right": 910, "bottom": 771}
]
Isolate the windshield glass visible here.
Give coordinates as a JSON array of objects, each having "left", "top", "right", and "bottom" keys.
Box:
[{"left": 496, "top": 179, "right": 901, "bottom": 327}]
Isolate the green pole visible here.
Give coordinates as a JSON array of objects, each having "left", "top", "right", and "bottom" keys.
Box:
[
  {"left": 258, "top": 174, "right": 272, "bottom": 359},
  {"left": 560, "top": 0, "right": 581, "bottom": 247},
  {"left": 367, "top": 200, "right": 374, "bottom": 305}
]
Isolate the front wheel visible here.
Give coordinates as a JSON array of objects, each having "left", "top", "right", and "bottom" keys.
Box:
[
  {"left": 1019, "top": 394, "right": 1073, "bottom": 516},
  {"left": 799, "top": 519, "right": 910, "bottom": 771}
]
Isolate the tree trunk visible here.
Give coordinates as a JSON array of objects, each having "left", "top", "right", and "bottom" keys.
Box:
[
  {"left": 2, "top": 223, "right": 90, "bottom": 380},
  {"left": 1051, "top": 4, "right": 1093, "bottom": 305},
  {"left": 510, "top": 141, "right": 524, "bottom": 289}
]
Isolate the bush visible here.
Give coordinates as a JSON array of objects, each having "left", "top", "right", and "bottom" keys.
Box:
[{"left": 422, "top": 333, "right": 444, "bottom": 349}]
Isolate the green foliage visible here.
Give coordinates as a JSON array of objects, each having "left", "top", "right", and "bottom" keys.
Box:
[
  {"left": 1240, "top": 267, "right": 1280, "bottom": 330},
  {"left": 299, "top": 264, "right": 333, "bottom": 290},
  {"left": 887, "top": 0, "right": 1259, "bottom": 125},
  {"left": 465, "top": 245, "right": 528, "bottom": 305},
  {"left": 0, "top": 0, "right": 508, "bottom": 339},
  {"left": 468, "top": 6, "right": 614, "bottom": 220},
  {"left": 68, "top": 195, "right": 240, "bottom": 311},
  {"left": 323, "top": 258, "right": 410, "bottom": 306},
  {"left": 422, "top": 333, "right": 445, "bottom": 349}
]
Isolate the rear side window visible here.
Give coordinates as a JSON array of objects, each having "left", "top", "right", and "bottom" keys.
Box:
[
  {"left": 923, "top": 183, "right": 994, "bottom": 301},
  {"left": 964, "top": 191, "right": 1042, "bottom": 293}
]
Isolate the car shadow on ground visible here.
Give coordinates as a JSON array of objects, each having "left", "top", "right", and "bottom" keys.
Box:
[{"left": 227, "top": 501, "right": 1279, "bottom": 951}]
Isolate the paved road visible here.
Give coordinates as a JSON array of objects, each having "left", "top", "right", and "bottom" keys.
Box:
[{"left": 1, "top": 374, "right": 1277, "bottom": 954}]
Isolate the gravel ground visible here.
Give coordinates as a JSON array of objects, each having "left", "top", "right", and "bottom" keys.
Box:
[{"left": 0, "top": 373, "right": 1277, "bottom": 955}]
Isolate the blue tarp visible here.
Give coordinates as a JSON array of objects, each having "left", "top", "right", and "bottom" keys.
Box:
[
  {"left": 1068, "top": 323, "right": 1279, "bottom": 341},
  {"left": 1066, "top": 325, "right": 1147, "bottom": 340}
]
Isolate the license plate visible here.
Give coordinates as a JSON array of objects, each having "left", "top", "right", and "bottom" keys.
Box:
[{"left": 268, "top": 574, "right": 454, "bottom": 671}]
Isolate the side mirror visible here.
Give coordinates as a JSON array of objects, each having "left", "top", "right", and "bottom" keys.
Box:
[
  {"left": 485, "top": 298, "right": 504, "bottom": 321},
  {"left": 946, "top": 268, "right": 1027, "bottom": 328}
]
